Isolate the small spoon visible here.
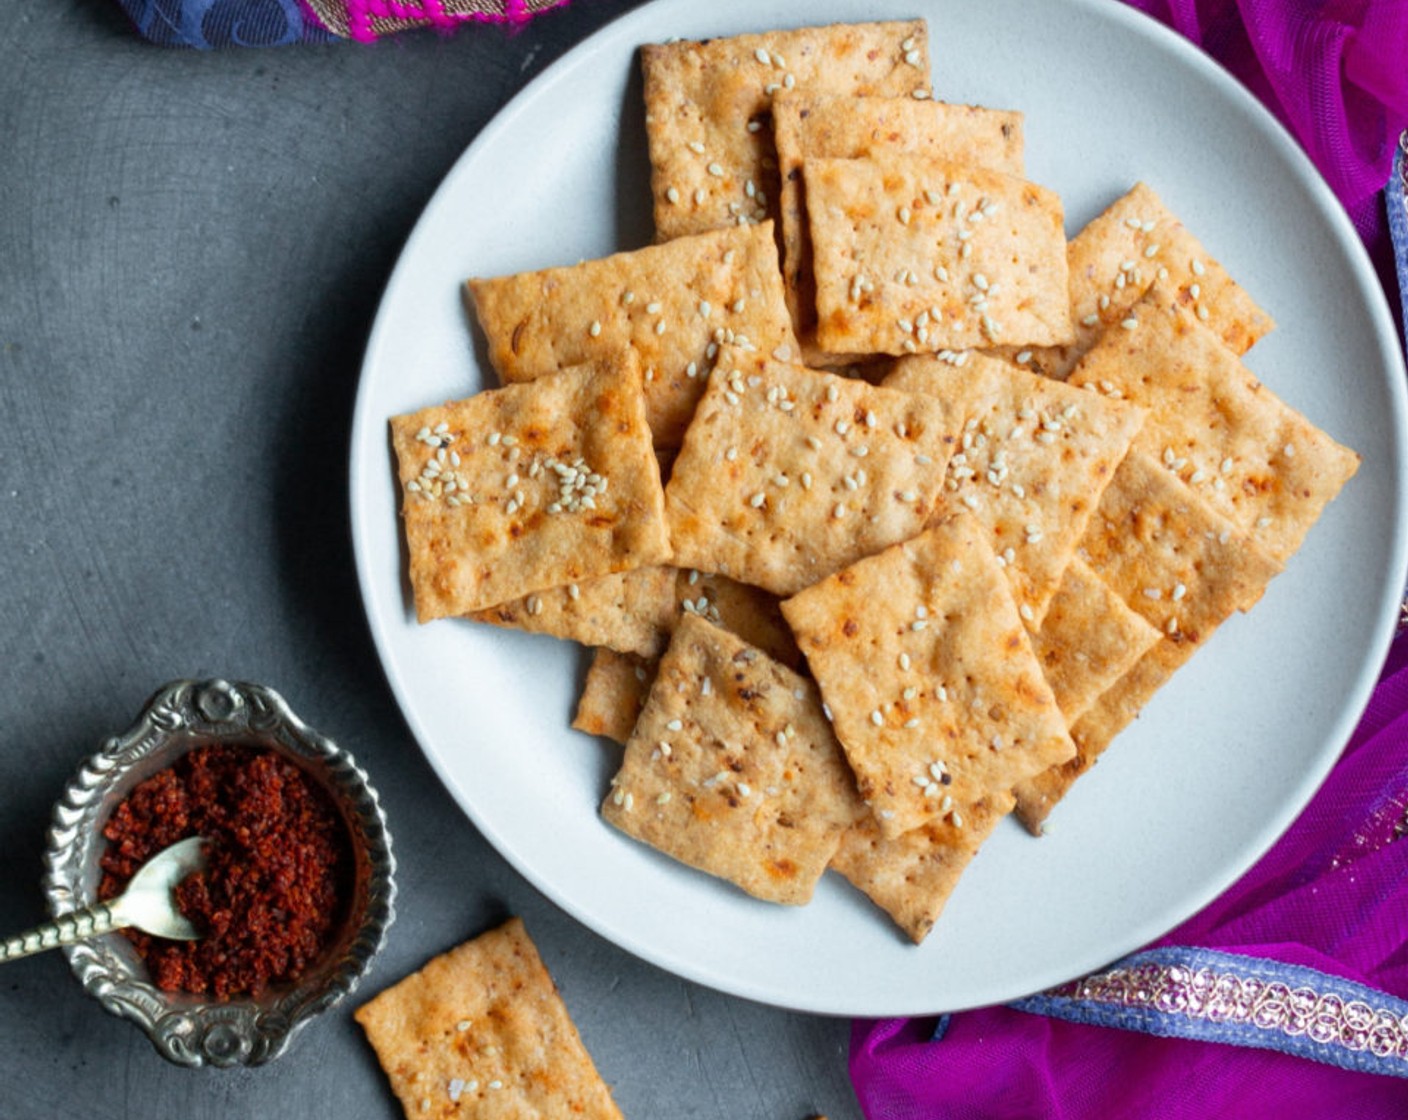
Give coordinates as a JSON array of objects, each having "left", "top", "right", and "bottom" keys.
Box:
[{"left": 0, "top": 836, "right": 208, "bottom": 963}]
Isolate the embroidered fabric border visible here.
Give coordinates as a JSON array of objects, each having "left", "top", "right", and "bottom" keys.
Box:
[
  {"left": 113, "top": 0, "right": 563, "bottom": 47},
  {"left": 1010, "top": 947, "right": 1408, "bottom": 1078},
  {"left": 1386, "top": 136, "right": 1408, "bottom": 624},
  {"left": 1390, "top": 136, "right": 1408, "bottom": 345},
  {"left": 301, "top": 0, "right": 567, "bottom": 40}
]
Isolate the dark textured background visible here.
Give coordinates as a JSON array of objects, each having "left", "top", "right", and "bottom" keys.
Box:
[{"left": 0, "top": 2, "right": 863, "bottom": 1115}]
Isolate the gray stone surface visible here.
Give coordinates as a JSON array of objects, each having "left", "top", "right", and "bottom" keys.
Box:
[{"left": 0, "top": 2, "right": 865, "bottom": 1116}]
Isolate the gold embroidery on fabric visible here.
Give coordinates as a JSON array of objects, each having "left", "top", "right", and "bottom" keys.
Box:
[
  {"left": 301, "top": 0, "right": 351, "bottom": 35},
  {"left": 303, "top": 0, "right": 564, "bottom": 38},
  {"left": 1054, "top": 963, "right": 1408, "bottom": 1061}
]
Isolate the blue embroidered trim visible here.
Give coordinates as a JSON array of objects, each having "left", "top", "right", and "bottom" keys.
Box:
[
  {"left": 1011, "top": 946, "right": 1408, "bottom": 1078},
  {"left": 1390, "top": 139, "right": 1408, "bottom": 343}
]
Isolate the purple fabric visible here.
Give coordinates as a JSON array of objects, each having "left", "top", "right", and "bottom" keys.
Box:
[{"left": 851, "top": 638, "right": 1408, "bottom": 1117}]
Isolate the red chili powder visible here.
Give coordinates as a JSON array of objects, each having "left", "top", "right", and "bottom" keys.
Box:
[{"left": 99, "top": 745, "right": 350, "bottom": 999}]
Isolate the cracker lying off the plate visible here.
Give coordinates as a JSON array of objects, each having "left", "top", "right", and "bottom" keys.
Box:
[
  {"left": 466, "top": 223, "right": 799, "bottom": 447},
  {"left": 390, "top": 353, "right": 670, "bottom": 622},
  {"left": 1004, "top": 181, "right": 1275, "bottom": 379},
  {"left": 807, "top": 153, "right": 1072, "bottom": 356},
  {"left": 641, "top": 20, "right": 932, "bottom": 242},
  {"left": 772, "top": 92, "right": 1025, "bottom": 363},
  {"left": 882, "top": 351, "right": 1147, "bottom": 627},
  {"left": 354, "top": 917, "right": 623, "bottom": 1120},
  {"left": 602, "top": 614, "right": 864, "bottom": 904},
  {"left": 1013, "top": 450, "right": 1282, "bottom": 832},
  {"left": 664, "top": 345, "right": 955, "bottom": 597},
  {"left": 782, "top": 512, "right": 1075, "bottom": 839},
  {"left": 1029, "top": 558, "right": 1161, "bottom": 726},
  {"left": 830, "top": 792, "right": 1014, "bottom": 944},
  {"left": 1068, "top": 286, "right": 1360, "bottom": 565},
  {"left": 466, "top": 564, "right": 676, "bottom": 657}
]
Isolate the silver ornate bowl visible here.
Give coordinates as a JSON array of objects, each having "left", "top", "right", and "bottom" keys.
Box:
[{"left": 42, "top": 679, "right": 396, "bottom": 1068}]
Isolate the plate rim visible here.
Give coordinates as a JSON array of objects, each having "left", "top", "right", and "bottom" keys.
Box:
[{"left": 349, "top": 0, "right": 1408, "bottom": 1015}]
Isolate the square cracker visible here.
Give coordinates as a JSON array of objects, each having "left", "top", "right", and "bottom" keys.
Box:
[
  {"left": 807, "top": 154, "right": 1072, "bottom": 355},
  {"left": 573, "top": 570, "right": 801, "bottom": 746},
  {"left": 467, "top": 565, "right": 676, "bottom": 657},
  {"left": 641, "top": 21, "right": 932, "bottom": 242},
  {"left": 830, "top": 793, "right": 1014, "bottom": 944},
  {"left": 1067, "top": 286, "right": 1360, "bottom": 565},
  {"left": 466, "top": 223, "right": 799, "bottom": 448},
  {"left": 664, "top": 345, "right": 955, "bottom": 597},
  {"left": 781, "top": 512, "right": 1075, "bottom": 839},
  {"left": 1003, "top": 181, "right": 1275, "bottom": 380},
  {"left": 882, "top": 351, "right": 1147, "bottom": 627},
  {"left": 354, "top": 917, "right": 623, "bottom": 1120},
  {"left": 1029, "top": 557, "right": 1161, "bottom": 726},
  {"left": 1012, "top": 450, "right": 1282, "bottom": 831},
  {"left": 573, "top": 648, "right": 656, "bottom": 744},
  {"left": 602, "top": 614, "right": 864, "bottom": 905},
  {"left": 773, "top": 92, "right": 1024, "bottom": 364},
  {"left": 390, "top": 354, "right": 670, "bottom": 622}
]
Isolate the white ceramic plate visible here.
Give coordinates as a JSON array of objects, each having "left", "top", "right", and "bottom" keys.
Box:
[{"left": 350, "top": 0, "right": 1408, "bottom": 1015}]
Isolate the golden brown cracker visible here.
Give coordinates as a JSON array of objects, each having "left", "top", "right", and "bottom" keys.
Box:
[
  {"left": 390, "top": 354, "right": 670, "bottom": 621},
  {"left": 602, "top": 614, "right": 864, "bottom": 905},
  {"left": 806, "top": 154, "right": 1072, "bottom": 356},
  {"left": 664, "top": 345, "right": 955, "bottom": 597},
  {"left": 354, "top": 918, "right": 623, "bottom": 1120},
  {"left": 781, "top": 513, "right": 1075, "bottom": 839}
]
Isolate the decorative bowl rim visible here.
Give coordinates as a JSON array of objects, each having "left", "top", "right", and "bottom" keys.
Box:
[{"left": 41, "top": 678, "right": 397, "bottom": 1068}]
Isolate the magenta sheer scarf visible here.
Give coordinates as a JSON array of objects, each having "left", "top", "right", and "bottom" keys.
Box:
[
  {"left": 1128, "top": 2, "right": 1407, "bottom": 231},
  {"left": 850, "top": 4, "right": 1408, "bottom": 1115}
]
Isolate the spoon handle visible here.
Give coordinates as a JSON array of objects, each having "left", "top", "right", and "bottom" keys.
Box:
[{"left": 0, "top": 901, "right": 124, "bottom": 963}]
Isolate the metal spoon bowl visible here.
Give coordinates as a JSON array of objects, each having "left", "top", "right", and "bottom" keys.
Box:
[
  {"left": 1, "top": 836, "right": 207, "bottom": 962},
  {"left": 43, "top": 679, "right": 395, "bottom": 1068}
]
